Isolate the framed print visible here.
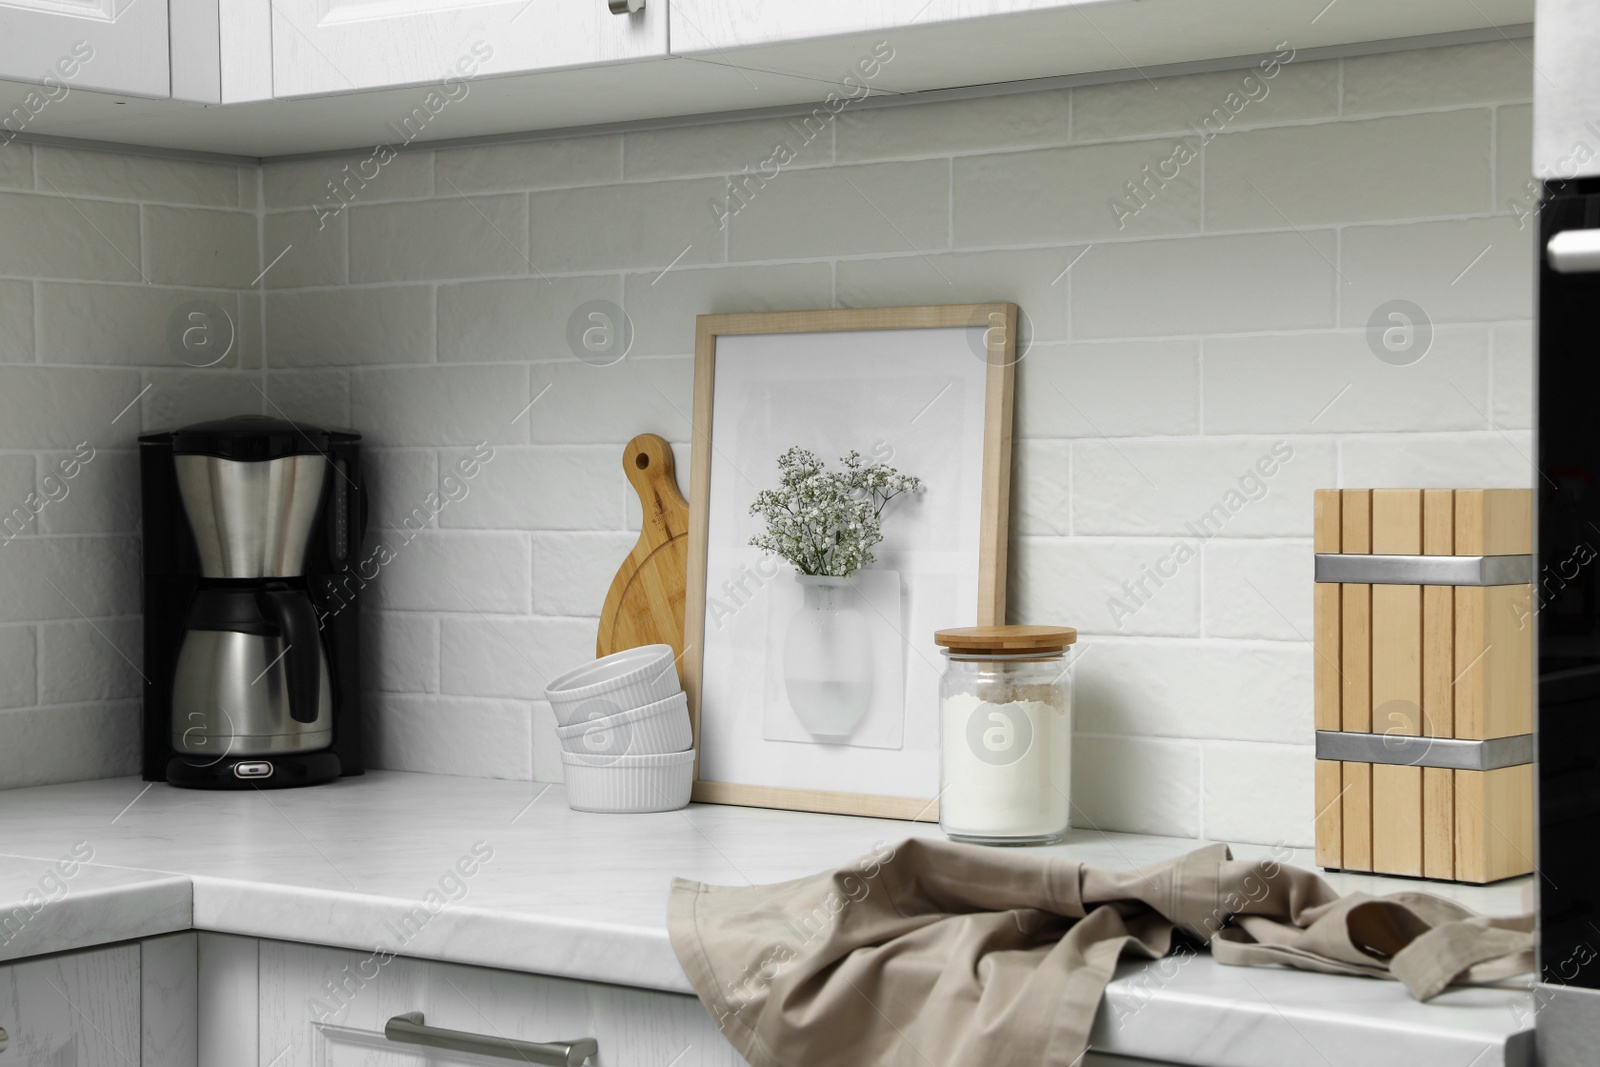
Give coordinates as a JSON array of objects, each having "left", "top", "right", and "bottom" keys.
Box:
[{"left": 684, "top": 304, "right": 1017, "bottom": 820}]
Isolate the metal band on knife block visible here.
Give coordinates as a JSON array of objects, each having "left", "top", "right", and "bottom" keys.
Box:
[
  {"left": 1313, "top": 553, "right": 1532, "bottom": 586},
  {"left": 1314, "top": 731, "right": 1534, "bottom": 771}
]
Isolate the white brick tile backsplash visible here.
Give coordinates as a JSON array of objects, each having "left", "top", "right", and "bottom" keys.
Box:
[
  {"left": 1012, "top": 440, "right": 1070, "bottom": 536},
  {"left": 437, "top": 136, "right": 620, "bottom": 192},
  {"left": 1202, "top": 329, "right": 1490, "bottom": 435},
  {"left": 237, "top": 291, "right": 262, "bottom": 370},
  {"left": 439, "top": 616, "right": 597, "bottom": 699},
  {"left": 260, "top": 369, "right": 351, "bottom": 428},
  {"left": 350, "top": 364, "right": 531, "bottom": 446},
  {"left": 0, "top": 367, "right": 144, "bottom": 449},
  {"left": 1338, "top": 431, "right": 1535, "bottom": 489},
  {"left": 362, "top": 611, "right": 440, "bottom": 694},
  {"left": 0, "top": 143, "right": 32, "bottom": 190},
  {"left": 1202, "top": 540, "right": 1314, "bottom": 641},
  {"left": 1015, "top": 340, "right": 1200, "bottom": 438},
  {"left": 524, "top": 358, "right": 693, "bottom": 446},
  {"left": 364, "top": 449, "right": 440, "bottom": 533},
  {"left": 440, "top": 447, "right": 623, "bottom": 530},
  {"left": 624, "top": 263, "right": 832, "bottom": 357},
  {"left": 266, "top": 286, "right": 434, "bottom": 367},
  {"left": 0, "top": 455, "right": 34, "bottom": 526},
  {"left": 263, "top": 209, "right": 347, "bottom": 289},
  {"left": 350, "top": 195, "right": 529, "bottom": 283},
  {"left": 0, "top": 702, "right": 140, "bottom": 788},
  {"left": 1010, "top": 536, "right": 1202, "bottom": 638},
  {"left": 439, "top": 275, "right": 621, "bottom": 363},
  {"left": 532, "top": 700, "right": 561, "bottom": 783},
  {"left": 1072, "top": 438, "right": 1333, "bottom": 537},
  {"left": 39, "top": 617, "right": 139, "bottom": 704},
  {"left": 0, "top": 192, "right": 142, "bottom": 281},
  {"left": 0, "top": 280, "right": 30, "bottom": 363},
  {"left": 36, "top": 448, "right": 139, "bottom": 535},
  {"left": 531, "top": 532, "right": 637, "bottom": 617},
  {"left": 362, "top": 694, "right": 532, "bottom": 779},
  {"left": 626, "top": 117, "right": 827, "bottom": 179},
  {"left": 262, "top": 152, "right": 433, "bottom": 210},
  {"left": 1340, "top": 41, "right": 1533, "bottom": 114},
  {"left": 38, "top": 283, "right": 242, "bottom": 367},
  {"left": 362, "top": 531, "right": 531, "bottom": 614},
  {"left": 1498, "top": 104, "right": 1533, "bottom": 197},
  {"left": 836, "top": 248, "right": 1073, "bottom": 344},
  {"left": 1071, "top": 735, "right": 1201, "bottom": 838},
  {"left": 728, "top": 160, "right": 949, "bottom": 262},
  {"left": 0, "top": 39, "right": 1540, "bottom": 832},
  {"left": 1071, "top": 60, "right": 1338, "bottom": 142},
  {"left": 143, "top": 206, "right": 260, "bottom": 288},
  {"left": 836, "top": 90, "right": 1071, "bottom": 161},
  {"left": 1492, "top": 322, "right": 1533, "bottom": 430},
  {"left": 1339, "top": 215, "right": 1534, "bottom": 326},
  {"left": 1205, "top": 111, "right": 1493, "bottom": 228},
  {"left": 954, "top": 140, "right": 1201, "bottom": 247},
  {"left": 1201, "top": 743, "right": 1314, "bottom": 847},
  {"left": 1073, "top": 637, "right": 1312, "bottom": 744},
  {"left": 36, "top": 146, "right": 240, "bottom": 207},
  {"left": 1070, "top": 232, "right": 1337, "bottom": 339},
  {"left": 530, "top": 178, "right": 727, "bottom": 273},
  {"left": 139, "top": 370, "right": 264, "bottom": 433},
  {"left": 0, "top": 625, "right": 37, "bottom": 709},
  {"left": 0, "top": 536, "right": 139, "bottom": 622}
]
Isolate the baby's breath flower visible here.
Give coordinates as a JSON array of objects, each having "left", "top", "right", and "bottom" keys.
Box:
[{"left": 748, "top": 447, "right": 923, "bottom": 578}]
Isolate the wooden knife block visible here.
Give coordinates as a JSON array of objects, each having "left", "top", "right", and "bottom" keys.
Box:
[{"left": 1313, "top": 489, "right": 1533, "bottom": 884}]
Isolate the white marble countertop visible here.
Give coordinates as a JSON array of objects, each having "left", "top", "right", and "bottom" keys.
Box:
[{"left": 0, "top": 771, "right": 1536, "bottom": 1067}]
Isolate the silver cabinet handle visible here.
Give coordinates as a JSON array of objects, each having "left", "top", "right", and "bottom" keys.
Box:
[
  {"left": 1548, "top": 228, "right": 1600, "bottom": 273},
  {"left": 0, "top": 1023, "right": 7, "bottom": 1053},
  {"left": 609, "top": 0, "right": 644, "bottom": 12},
  {"left": 384, "top": 1012, "right": 597, "bottom": 1066}
]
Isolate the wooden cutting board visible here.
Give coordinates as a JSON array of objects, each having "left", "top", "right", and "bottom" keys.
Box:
[{"left": 597, "top": 434, "right": 689, "bottom": 682}]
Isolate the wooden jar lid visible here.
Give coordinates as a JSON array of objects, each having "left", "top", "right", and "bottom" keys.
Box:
[{"left": 934, "top": 625, "right": 1077, "bottom": 653}]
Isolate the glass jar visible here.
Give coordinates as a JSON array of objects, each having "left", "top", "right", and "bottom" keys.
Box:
[{"left": 934, "top": 626, "right": 1075, "bottom": 846}]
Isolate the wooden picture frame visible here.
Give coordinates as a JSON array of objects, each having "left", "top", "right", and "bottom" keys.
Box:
[{"left": 684, "top": 303, "right": 1017, "bottom": 820}]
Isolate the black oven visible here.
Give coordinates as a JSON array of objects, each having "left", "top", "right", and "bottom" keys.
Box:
[{"left": 1538, "top": 178, "right": 1600, "bottom": 1062}]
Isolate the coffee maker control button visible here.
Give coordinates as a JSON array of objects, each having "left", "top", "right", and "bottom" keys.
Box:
[{"left": 234, "top": 761, "right": 274, "bottom": 779}]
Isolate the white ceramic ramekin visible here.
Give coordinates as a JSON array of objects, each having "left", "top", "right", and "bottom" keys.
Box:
[
  {"left": 560, "top": 750, "right": 694, "bottom": 813},
  {"left": 544, "top": 644, "right": 680, "bottom": 727},
  {"left": 555, "top": 691, "right": 692, "bottom": 758}
]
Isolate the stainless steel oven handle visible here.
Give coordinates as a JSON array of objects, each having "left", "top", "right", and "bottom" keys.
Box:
[
  {"left": 383, "top": 1012, "right": 597, "bottom": 1066},
  {"left": 1548, "top": 229, "right": 1600, "bottom": 273}
]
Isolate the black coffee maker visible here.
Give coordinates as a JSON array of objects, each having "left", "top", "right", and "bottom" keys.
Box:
[{"left": 140, "top": 416, "right": 366, "bottom": 789}]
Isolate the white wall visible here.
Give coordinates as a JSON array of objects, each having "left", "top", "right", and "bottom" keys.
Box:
[
  {"left": 0, "top": 38, "right": 1536, "bottom": 850},
  {"left": 0, "top": 144, "right": 261, "bottom": 789}
]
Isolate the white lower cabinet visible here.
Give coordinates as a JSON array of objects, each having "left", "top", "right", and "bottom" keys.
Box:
[
  {"left": 0, "top": 943, "right": 141, "bottom": 1067},
  {"left": 192, "top": 934, "right": 747, "bottom": 1067}
]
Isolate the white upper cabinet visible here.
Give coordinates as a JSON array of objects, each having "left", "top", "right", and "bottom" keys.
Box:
[
  {"left": 0, "top": 0, "right": 169, "bottom": 98},
  {"left": 270, "top": 0, "right": 668, "bottom": 98},
  {"left": 1534, "top": 0, "right": 1600, "bottom": 179},
  {"left": 671, "top": 0, "right": 1535, "bottom": 94}
]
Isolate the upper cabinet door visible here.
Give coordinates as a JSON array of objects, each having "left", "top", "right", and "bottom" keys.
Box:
[
  {"left": 0, "top": 0, "right": 170, "bottom": 98},
  {"left": 669, "top": 0, "right": 1070, "bottom": 51},
  {"left": 271, "top": 0, "right": 668, "bottom": 98}
]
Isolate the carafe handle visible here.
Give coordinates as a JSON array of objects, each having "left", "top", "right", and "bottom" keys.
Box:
[{"left": 255, "top": 589, "right": 322, "bottom": 724}]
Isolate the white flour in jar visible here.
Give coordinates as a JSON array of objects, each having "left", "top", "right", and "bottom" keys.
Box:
[{"left": 940, "top": 690, "right": 1070, "bottom": 839}]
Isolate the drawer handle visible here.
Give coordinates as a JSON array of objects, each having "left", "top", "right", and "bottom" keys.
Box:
[
  {"left": 608, "top": 0, "right": 644, "bottom": 12},
  {"left": 384, "top": 1012, "right": 597, "bottom": 1066},
  {"left": 0, "top": 1023, "right": 7, "bottom": 1053}
]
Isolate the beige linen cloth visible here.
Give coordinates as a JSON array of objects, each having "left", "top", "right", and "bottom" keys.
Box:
[{"left": 668, "top": 839, "right": 1532, "bottom": 1067}]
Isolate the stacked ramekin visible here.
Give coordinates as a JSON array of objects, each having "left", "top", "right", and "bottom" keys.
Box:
[{"left": 544, "top": 644, "right": 694, "bottom": 813}]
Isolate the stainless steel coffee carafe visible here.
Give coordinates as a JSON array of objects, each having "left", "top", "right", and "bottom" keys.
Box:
[{"left": 170, "top": 430, "right": 334, "bottom": 759}]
